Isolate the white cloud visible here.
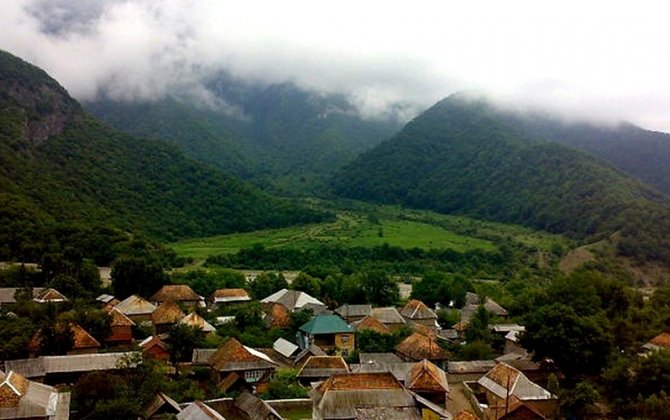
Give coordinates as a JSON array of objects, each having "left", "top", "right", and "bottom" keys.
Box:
[{"left": 1, "top": 0, "right": 670, "bottom": 129}]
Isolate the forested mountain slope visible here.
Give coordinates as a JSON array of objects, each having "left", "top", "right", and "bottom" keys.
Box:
[
  {"left": 333, "top": 94, "right": 670, "bottom": 263},
  {"left": 0, "top": 50, "right": 327, "bottom": 260},
  {"left": 86, "top": 75, "right": 400, "bottom": 195}
]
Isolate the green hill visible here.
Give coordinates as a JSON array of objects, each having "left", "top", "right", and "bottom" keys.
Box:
[
  {"left": 0, "top": 50, "right": 327, "bottom": 261},
  {"left": 333, "top": 94, "right": 670, "bottom": 264},
  {"left": 85, "top": 76, "right": 400, "bottom": 195}
]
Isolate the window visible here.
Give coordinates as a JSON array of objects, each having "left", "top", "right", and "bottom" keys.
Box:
[
  {"left": 244, "top": 370, "right": 264, "bottom": 382},
  {"left": 341, "top": 335, "right": 349, "bottom": 342}
]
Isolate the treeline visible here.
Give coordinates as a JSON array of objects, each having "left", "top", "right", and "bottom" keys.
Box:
[{"left": 206, "top": 241, "right": 530, "bottom": 278}]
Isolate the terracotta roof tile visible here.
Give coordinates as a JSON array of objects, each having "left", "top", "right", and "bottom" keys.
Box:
[
  {"left": 649, "top": 332, "right": 670, "bottom": 349},
  {"left": 104, "top": 306, "right": 135, "bottom": 327},
  {"left": 211, "top": 288, "right": 250, "bottom": 299},
  {"left": 395, "top": 333, "right": 449, "bottom": 361},
  {"left": 152, "top": 302, "right": 185, "bottom": 325},
  {"left": 179, "top": 312, "right": 216, "bottom": 333},
  {"left": 405, "top": 360, "right": 449, "bottom": 393},
  {"left": 263, "top": 303, "right": 291, "bottom": 329},
  {"left": 71, "top": 324, "right": 101, "bottom": 349},
  {"left": 400, "top": 300, "right": 437, "bottom": 320},
  {"left": 151, "top": 285, "right": 201, "bottom": 302},
  {"left": 209, "top": 338, "right": 276, "bottom": 371},
  {"left": 454, "top": 410, "right": 479, "bottom": 420},
  {"left": 355, "top": 315, "right": 392, "bottom": 334},
  {"left": 301, "top": 356, "right": 349, "bottom": 370},
  {"left": 33, "top": 288, "right": 67, "bottom": 303},
  {"left": 317, "top": 372, "right": 403, "bottom": 392},
  {"left": 0, "top": 371, "right": 30, "bottom": 408}
]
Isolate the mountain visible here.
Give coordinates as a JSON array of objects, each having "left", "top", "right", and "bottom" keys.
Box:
[
  {"left": 504, "top": 117, "right": 670, "bottom": 195},
  {"left": 333, "top": 94, "right": 670, "bottom": 263},
  {"left": 0, "top": 50, "right": 328, "bottom": 261},
  {"left": 85, "top": 75, "right": 400, "bottom": 195}
]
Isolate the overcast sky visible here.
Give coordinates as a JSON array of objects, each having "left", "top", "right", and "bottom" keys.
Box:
[{"left": 2, "top": 0, "right": 670, "bottom": 130}]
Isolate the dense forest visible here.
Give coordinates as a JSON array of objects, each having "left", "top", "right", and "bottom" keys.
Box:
[
  {"left": 86, "top": 75, "right": 399, "bottom": 195},
  {"left": 0, "top": 50, "right": 328, "bottom": 262},
  {"left": 333, "top": 95, "right": 670, "bottom": 264}
]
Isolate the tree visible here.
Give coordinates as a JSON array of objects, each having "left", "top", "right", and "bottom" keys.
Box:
[
  {"left": 359, "top": 270, "right": 399, "bottom": 306},
  {"left": 248, "top": 272, "right": 288, "bottom": 300},
  {"left": 291, "top": 273, "right": 321, "bottom": 297},
  {"left": 166, "top": 324, "right": 205, "bottom": 368},
  {"left": 111, "top": 256, "right": 166, "bottom": 298},
  {"left": 0, "top": 316, "right": 36, "bottom": 360},
  {"left": 561, "top": 381, "right": 600, "bottom": 417},
  {"left": 357, "top": 330, "right": 396, "bottom": 353},
  {"left": 521, "top": 304, "right": 613, "bottom": 377},
  {"left": 465, "top": 305, "right": 491, "bottom": 343}
]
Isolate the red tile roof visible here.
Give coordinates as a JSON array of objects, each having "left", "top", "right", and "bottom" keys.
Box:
[
  {"left": 151, "top": 285, "right": 200, "bottom": 302},
  {"left": 317, "top": 372, "right": 403, "bottom": 392},
  {"left": 649, "top": 332, "right": 670, "bottom": 349},
  {"left": 355, "top": 315, "right": 392, "bottom": 334},
  {"left": 151, "top": 301, "right": 185, "bottom": 325},
  {"left": 395, "top": 333, "right": 449, "bottom": 361}
]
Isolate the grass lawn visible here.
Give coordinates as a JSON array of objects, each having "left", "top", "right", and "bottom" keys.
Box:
[{"left": 170, "top": 211, "right": 497, "bottom": 259}]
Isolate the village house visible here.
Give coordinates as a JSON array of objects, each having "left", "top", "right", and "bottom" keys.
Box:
[
  {"left": 272, "top": 337, "right": 300, "bottom": 362},
  {"left": 643, "top": 332, "right": 670, "bottom": 352},
  {"left": 142, "top": 392, "right": 182, "bottom": 419},
  {"left": 103, "top": 306, "right": 135, "bottom": 346},
  {"left": 0, "top": 287, "right": 44, "bottom": 308},
  {"left": 209, "top": 288, "right": 251, "bottom": 308},
  {"left": 262, "top": 302, "right": 291, "bottom": 329},
  {"left": 461, "top": 292, "right": 508, "bottom": 322},
  {"left": 405, "top": 359, "right": 450, "bottom": 406},
  {"left": 401, "top": 299, "right": 440, "bottom": 329},
  {"left": 395, "top": 332, "right": 450, "bottom": 369},
  {"left": 151, "top": 301, "right": 185, "bottom": 334},
  {"left": 28, "top": 323, "right": 101, "bottom": 357},
  {"left": 296, "top": 356, "right": 350, "bottom": 385},
  {"left": 260, "top": 289, "right": 326, "bottom": 313},
  {"left": 369, "top": 307, "right": 407, "bottom": 331},
  {"left": 208, "top": 338, "right": 278, "bottom": 393},
  {"left": 293, "top": 344, "right": 327, "bottom": 369},
  {"left": 309, "top": 371, "right": 451, "bottom": 420},
  {"left": 0, "top": 370, "right": 70, "bottom": 420},
  {"left": 95, "top": 293, "right": 119, "bottom": 307},
  {"left": 179, "top": 312, "right": 216, "bottom": 334},
  {"left": 4, "top": 352, "right": 139, "bottom": 385},
  {"left": 177, "top": 401, "right": 225, "bottom": 420},
  {"left": 151, "top": 285, "right": 203, "bottom": 309},
  {"left": 114, "top": 295, "right": 157, "bottom": 324},
  {"left": 353, "top": 315, "right": 392, "bottom": 335},
  {"left": 334, "top": 304, "right": 372, "bottom": 323},
  {"left": 139, "top": 336, "right": 170, "bottom": 362},
  {"left": 32, "top": 288, "right": 68, "bottom": 304},
  {"left": 179, "top": 392, "right": 285, "bottom": 420},
  {"left": 298, "top": 315, "right": 355, "bottom": 356},
  {"left": 471, "top": 362, "right": 557, "bottom": 420}
]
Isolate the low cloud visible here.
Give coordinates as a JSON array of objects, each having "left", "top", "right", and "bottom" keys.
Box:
[{"left": 2, "top": 0, "right": 670, "bottom": 129}]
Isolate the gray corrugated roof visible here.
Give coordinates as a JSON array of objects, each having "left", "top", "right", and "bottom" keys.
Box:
[
  {"left": 349, "top": 363, "right": 414, "bottom": 382},
  {"left": 359, "top": 353, "right": 403, "bottom": 364},
  {"left": 315, "top": 388, "right": 419, "bottom": 419},
  {"left": 370, "top": 307, "right": 406, "bottom": 325},
  {"left": 335, "top": 304, "right": 372, "bottom": 318},
  {"left": 5, "top": 352, "right": 139, "bottom": 378},
  {"left": 234, "top": 391, "right": 284, "bottom": 419},
  {"left": 192, "top": 349, "right": 218, "bottom": 365},
  {"left": 447, "top": 360, "right": 496, "bottom": 374},
  {"left": 273, "top": 338, "right": 299, "bottom": 358}
]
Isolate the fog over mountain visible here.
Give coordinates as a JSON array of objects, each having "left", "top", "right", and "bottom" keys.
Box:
[{"left": 2, "top": 0, "right": 670, "bottom": 129}]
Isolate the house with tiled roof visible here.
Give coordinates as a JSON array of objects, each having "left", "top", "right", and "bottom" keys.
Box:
[
  {"left": 395, "top": 332, "right": 449, "bottom": 368},
  {"left": 210, "top": 288, "right": 251, "bottom": 308},
  {"left": 353, "top": 315, "right": 392, "bottom": 335},
  {"left": 335, "top": 304, "right": 372, "bottom": 323},
  {"left": 260, "top": 289, "right": 326, "bottom": 313},
  {"left": 461, "top": 292, "right": 508, "bottom": 322},
  {"left": 115, "top": 295, "right": 157, "bottom": 324},
  {"left": 474, "top": 362, "right": 557, "bottom": 420},
  {"left": 177, "top": 400, "right": 225, "bottom": 420},
  {"left": 643, "top": 332, "right": 670, "bottom": 352},
  {"left": 209, "top": 338, "right": 278, "bottom": 393},
  {"left": 142, "top": 392, "right": 182, "bottom": 419},
  {"left": 405, "top": 359, "right": 450, "bottom": 406},
  {"left": 298, "top": 315, "right": 355, "bottom": 356},
  {"left": 139, "top": 336, "right": 170, "bottom": 362},
  {"left": 262, "top": 302, "right": 291, "bottom": 329},
  {"left": 0, "top": 370, "right": 70, "bottom": 420},
  {"left": 96, "top": 293, "right": 119, "bottom": 307},
  {"left": 32, "top": 288, "right": 68, "bottom": 304},
  {"left": 293, "top": 344, "right": 327, "bottom": 369},
  {"left": 310, "top": 372, "right": 451, "bottom": 420},
  {"left": 179, "top": 312, "right": 216, "bottom": 334},
  {"left": 297, "top": 356, "right": 350, "bottom": 385},
  {"left": 28, "top": 323, "right": 101, "bottom": 357},
  {"left": 152, "top": 301, "right": 185, "bottom": 333},
  {"left": 401, "top": 299, "right": 440, "bottom": 329},
  {"left": 103, "top": 306, "right": 135, "bottom": 346},
  {"left": 151, "top": 285, "right": 203, "bottom": 308},
  {"left": 370, "top": 307, "right": 407, "bottom": 331}
]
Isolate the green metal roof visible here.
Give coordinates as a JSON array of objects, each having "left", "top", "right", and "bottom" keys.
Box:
[{"left": 299, "top": 315, "right": 353, "bottom": 335}]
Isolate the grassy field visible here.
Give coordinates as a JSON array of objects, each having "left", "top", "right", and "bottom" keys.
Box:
[
  {"left": 170, "top": 202, "right": 571, "bottom": 261},
  {"left": 170, "top": 211, "right": 497, "bottom": 259}
]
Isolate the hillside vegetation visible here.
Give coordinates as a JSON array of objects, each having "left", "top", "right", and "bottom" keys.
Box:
[
  {"left": 333, "top": 95, "right": 670, "bottom": 264},
  {"left": 86, "top": 76, "right": 399, "bottom": 195},
  {"left": 0, "top": 50, "right": 327, "bottom": 262}
]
